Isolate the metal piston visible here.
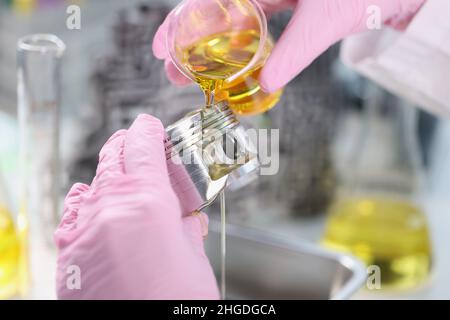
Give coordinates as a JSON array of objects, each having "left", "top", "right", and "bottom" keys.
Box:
[{"left": 165, "top": 102, "right": 260, "bottom": 213}]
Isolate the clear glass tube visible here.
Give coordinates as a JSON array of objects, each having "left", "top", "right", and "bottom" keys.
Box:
[{"left": 17, "top": 34, "right": 65, "bottom": 253}]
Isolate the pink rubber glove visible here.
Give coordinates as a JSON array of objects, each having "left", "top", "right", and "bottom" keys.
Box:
[
  {"left": 152, "top": 0, "right": 425, "bottom": 91},
  {"left": 54, "top": 115, "right": 219, "bottom": 299}
]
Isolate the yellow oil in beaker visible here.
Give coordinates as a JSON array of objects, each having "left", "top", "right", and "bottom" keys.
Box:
[
  {"left": 182, "top": 30, "right": 282, "bottom": 115},
  {"left": 0, "top": 205, "right": 20, "bottom": 299},
  {"left": 322, "top": 196, "right": 432, "bottom": 289}
]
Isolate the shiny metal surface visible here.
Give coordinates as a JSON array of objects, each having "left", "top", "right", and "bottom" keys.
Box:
[
  {"left": 205, "top": 220, "right": 367, "bottom": 300},
  {"left": 165, "top": 102, "right": 259, "bottom": 212}
]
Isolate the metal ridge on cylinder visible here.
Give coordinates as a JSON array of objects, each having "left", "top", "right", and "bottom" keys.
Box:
[{"left": 164, "top": 102, "right": 238, "bottom": 159}]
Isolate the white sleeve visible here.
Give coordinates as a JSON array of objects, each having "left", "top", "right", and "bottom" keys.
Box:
[{"left": 340, "top": 0, "right": 450, "bottom": 118}]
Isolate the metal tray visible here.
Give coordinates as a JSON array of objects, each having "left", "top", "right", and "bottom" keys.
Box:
[{"left": 205, "top": 220, "right": 366, "bottom": 300}]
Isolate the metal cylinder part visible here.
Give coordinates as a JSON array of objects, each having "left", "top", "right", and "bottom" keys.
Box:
[{"left": 165, "top": 102, "right": 259, "bottom": 213}]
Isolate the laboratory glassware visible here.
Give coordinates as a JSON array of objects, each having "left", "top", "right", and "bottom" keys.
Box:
[
  {"left": 17, "top": 34, "right": 66, "bottom": 246},
  {"left": 166, "top": 0, "right": 283, "bottom": 115},
  {"left": 322, "top": 83, "right": 432, "bottom": 289}
]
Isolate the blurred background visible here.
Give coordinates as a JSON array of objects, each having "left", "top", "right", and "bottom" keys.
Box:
[{"left": 1, "top": 0, "right": 450, "bottom": 299}]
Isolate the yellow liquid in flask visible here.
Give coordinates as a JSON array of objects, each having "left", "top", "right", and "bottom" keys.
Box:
[
  {"left": 0, "top": 206, "right": 20, "bottom": 299},
  {"left": 182, "top": 29, "right": 283, "bottom": 115},
  {"left": 322, "top": 197, "right": 432, "bottom": 289}
]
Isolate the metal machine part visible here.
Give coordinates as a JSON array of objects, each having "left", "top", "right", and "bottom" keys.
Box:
[
  {"left": 165, "top": 102, "right": 259, "bottom": 212},
  {"left": 206, "top": 220, "right": 367, "bottom": 299}
]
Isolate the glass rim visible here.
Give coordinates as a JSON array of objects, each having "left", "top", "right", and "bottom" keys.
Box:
[
  {"left": 166, "top": 0, "right": 268, "bottom": 84},
  {"left": 17, "top": 34, "right": 66, "bottom": 56}
]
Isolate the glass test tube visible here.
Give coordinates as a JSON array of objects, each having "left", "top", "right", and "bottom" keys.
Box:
[{"left": 17, "top": 34, "right": 65, "bottom": 251}]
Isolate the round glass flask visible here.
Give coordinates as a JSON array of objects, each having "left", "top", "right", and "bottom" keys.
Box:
[{"left": 322, "top": 83, "right": 433, "bottom": 290}]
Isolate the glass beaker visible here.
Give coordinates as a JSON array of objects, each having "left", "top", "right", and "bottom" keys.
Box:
[
  {"left": 322, "top": 83, "right": 432, "bottom": 290},
  {"left": 166, "top": 0, "right": 283, "bottom": 115},
  {"left": 17, "top": 34, "right": 65, "bottom": 249}
]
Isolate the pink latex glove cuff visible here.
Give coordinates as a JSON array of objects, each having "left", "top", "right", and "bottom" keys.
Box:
[{"left": 55, "top": 115, "right": 219, "bottom": 299}]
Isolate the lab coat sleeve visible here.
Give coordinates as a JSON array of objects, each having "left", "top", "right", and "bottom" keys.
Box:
[{"left": 340, "top": 0, "right": 450, "bottom": 118}]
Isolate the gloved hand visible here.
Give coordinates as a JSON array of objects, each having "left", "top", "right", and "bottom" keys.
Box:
[
  {"left": 54, "top": 115, "right": 219, "bottom": 299},
  {"left": 152, "top": 0, "right": 425, "bottom": 91}
]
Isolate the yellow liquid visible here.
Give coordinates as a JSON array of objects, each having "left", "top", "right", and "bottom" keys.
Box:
[
  {"left": 208, "top": 152, "right": 251, "bottom": 181},
  {"left": 0, "top": 206, "right": 20, "bottom": 299},
  {"left": 322, "top": 197, "right": 432, "bottom": 289},
  {"left": 182, "top": 30, "right": 283, "bottom": 115},
  {"left": 16, "top": 203, "right": 30, "bottom": 297}
]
